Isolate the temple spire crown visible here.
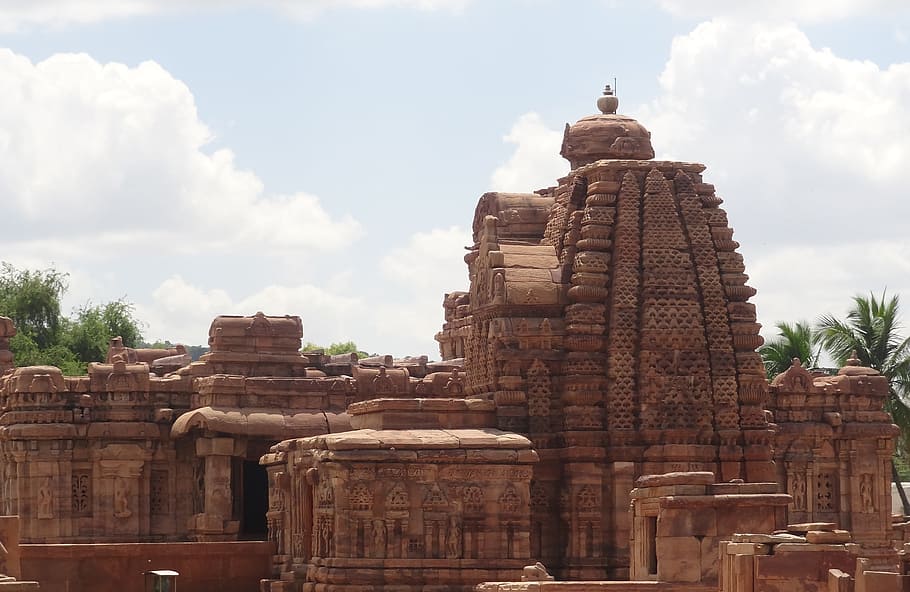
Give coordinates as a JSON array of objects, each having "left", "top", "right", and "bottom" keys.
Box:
[{"left": 596, "top": 84, "right": 618, "bottom": 114}]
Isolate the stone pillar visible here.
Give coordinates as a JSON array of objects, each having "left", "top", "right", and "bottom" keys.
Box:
[
  {"left": 560, "top": 461, "right": 606, "bottom": 581},
  {"left": 189, "top": 436, "right": 238, "bottom": 541},
  {"left": 98, "top": 459, "right": 143, "bottom": 539},
  {"left": 609, "top": 460, "right": 636, "bottom": 579}
]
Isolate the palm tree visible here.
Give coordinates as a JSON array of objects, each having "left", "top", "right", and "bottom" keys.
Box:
[
  {"left": 759, "top": 321, "right": 821, "bottom": 378},
  {"left": 818, "top": 291, "right": 910, "bottom": 515}
]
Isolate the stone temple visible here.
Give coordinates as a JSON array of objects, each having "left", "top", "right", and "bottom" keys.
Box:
[{"left": 0, "top": 89, "right": 906, "bottom": 592}]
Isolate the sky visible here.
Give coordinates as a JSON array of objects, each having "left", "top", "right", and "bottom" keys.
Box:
[{"left": 1, "top": 0, "right": 909, "bottom": 358}]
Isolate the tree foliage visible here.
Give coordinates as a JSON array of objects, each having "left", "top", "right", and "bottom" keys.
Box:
[
  {"left": 817, "top": 292, "right": 910, "bottom": 452},
  {"left": 302, "top": 340, "right": 370, "bottom": 359},
  {"left": 758, "top": 321, "right": 821, "bottom": 378},
  {"left": 763, "top": 291, "right": 910, "bottom": 505},
  {"left": 0, "top": 263, "right": 146, "bottom": 374},
  {"left": 65, "top": 300, "right": 144, "bottom": 365},
  {"left": 0, "top": 263, "right": 68, "bottom": 349}
]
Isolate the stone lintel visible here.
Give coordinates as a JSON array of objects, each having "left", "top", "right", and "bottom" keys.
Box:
[
  {"left": 659, "top": 493, "right": 792, "bottom": 509},
  {"left": 635, "top": 471, "right": 715, "bottom": 488}
]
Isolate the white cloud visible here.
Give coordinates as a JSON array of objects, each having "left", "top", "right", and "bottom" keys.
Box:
[
  {"left": 750, "top": 240, "right": 910, "bottom": 338},
  {"left": 639, "top": 18, "right": 910, "bottom": 334},
  {"left": 137, "top": 275, "right": 365, "bottom": 347},
  {"left": 0, "top": 50, "right": 360, "bottom": 254},
  {"left": 656, "top": 0, "right": 909, "bottom": 23},
  {"left": 376, "top": 226, "right": 472, "bottom": 354},
  {"left": 490, "top": 112, "right": 567, "bottom": 192},
  {"left": 0, "top": 0, "right": 470, "bottom": 31},
  {"left": 136, "top": 227, "right": 471, "bottom": 355},
  {"left": 640, "top": 20, "right": 910, "bottom": 241}
]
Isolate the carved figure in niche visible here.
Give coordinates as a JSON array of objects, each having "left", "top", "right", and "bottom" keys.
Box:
[
  {"left": 293, "top": 533, "right": 304, "bottom": 558},
  {"left": 499, "top": 485, "right": 521, "bottom": 514},
  {"left": 860, "top": 474, "right": 875, "bottom": 513},
  {"left": 791, "top": 472, "right": 806, "bottom": 511},
  {"left": 371, "top": 519, "right": 387, "bottom": 558},
  {"left": 444, "top": 368, "right": 464, "bottom": 395},
  {"left": 445, "top": 515, "right": 462, "bottom": 559},
  {"left": 211, "top": 327, "right": 224, "bottom": 349},
  {"left": 317, "top": 478, "right": 334, "bottom": 507},
  {"left": 37, "top": 476, "right": 53, "bottom": 519},
  {"left": 492, "top": 272, "right": 506, "bottom": 304},
  {"left": 318, "top": 518, "right": 332, "bottom": 557},
  {"left": 576, "top": 485, "right": 598, "bottom": 513},
  {"left": 540, "top": 318, "right": 552, "bottom": 349},
  {"left": 372, "top": 366, "right": 396, "bottom": 395},
  {"left": 114, "top": 476, "right": 132, "bottom": 518}
]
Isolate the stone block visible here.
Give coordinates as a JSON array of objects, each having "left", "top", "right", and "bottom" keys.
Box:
[
  {"left": 755, "top": 549, "right": 854, "bottom": 581},
  {"left": 636, "top": 471, "right": 716, "bottom": 488},
  {"left": 196, "top": 437, "right": 235, "bottom": 457},
  {"left": 806, "top": 529, "right": 851, "bottom": 544},
  {"left": 656, "top": 535, "right": 702, "bottom": 583},
  {"left": 656, "top": 507, "right": 716, "bottom": 537},
  {"left": 724, "top": 542, "right": 770, "bottom": 555}
]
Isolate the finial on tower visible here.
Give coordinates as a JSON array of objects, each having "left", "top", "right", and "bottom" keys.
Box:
[{"left": 596, "top": 84, "right": 619, "bottom": 114}]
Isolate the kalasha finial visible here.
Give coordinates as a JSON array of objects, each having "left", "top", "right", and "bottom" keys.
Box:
[{"left": 596, "top": 84, "right": 619, "bottom": 115}]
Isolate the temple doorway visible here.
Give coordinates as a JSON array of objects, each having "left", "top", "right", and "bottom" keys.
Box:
[{"left": 240, "top": 459, "right": 268, "bottom": 539}]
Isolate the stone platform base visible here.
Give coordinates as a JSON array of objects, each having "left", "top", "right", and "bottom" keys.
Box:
[
  {"left": 0, "top": 581, "right": 39, "bottom": 591},
  {"left": 267, "top": 558, "right": 530, "bottom": 592},
  {"left": 478, "top": 583, "right": 715, "bottom": 592},
  {"left": 22, "top": 541, "right": 272, "bottom": 592}
]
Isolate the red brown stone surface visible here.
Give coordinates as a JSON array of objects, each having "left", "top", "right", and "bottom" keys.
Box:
[
  {"left": 0, "top": 91, "right": 903, "bottom": 592},
  {"left": 452, "top": 91, "right": 773, "bottom": 581}
]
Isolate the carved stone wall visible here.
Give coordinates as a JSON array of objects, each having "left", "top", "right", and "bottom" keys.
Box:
[
  {"left": 458, "top": 151, "right": 773, "bottom": 578},
  {"left": 261, "top": 397, "right": 539, "bottom": 592},
  {"left": 0, "top": 363, "right": 188, "bottom": 543},
  {"left": 769, "top": 357, "right": 899, "bottom": 570}
]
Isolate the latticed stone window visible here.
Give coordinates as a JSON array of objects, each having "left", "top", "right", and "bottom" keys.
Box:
[
  {"left": 349, "top": 482, "right": 372, "bottom": 511},
  {"left": 463, "top": 485, "right": 484, "bottom": 514},
  {"left": 150, "top": 470, "right": 169, "bottom": 515},
  {"left": 816, "top": 472, "right": 835, "bottom": 512},
  {"left": 71, "top": 471, "right": 92, "bottom": 517}
]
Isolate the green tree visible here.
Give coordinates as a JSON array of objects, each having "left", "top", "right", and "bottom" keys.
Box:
[
  {"left": 759, "top": 321, "right": 821, "bottom": 378},
  {"left": 0, "top": 263, "right": 68, "bottom": 349},
  {"left": 0, "top": 262, "right": 146, "bottom": 374},
  {"left": 302, "top": 341, "right": 369, "bottom": 359},
  {"left": 65, "top": 300, "right": 145, "bottom": 366},
  {"left": 817, "top": 291, "right": 910, "bottom": 513}
]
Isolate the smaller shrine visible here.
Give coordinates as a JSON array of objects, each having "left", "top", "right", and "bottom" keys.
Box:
[{"left": 260, "top": 396, "right": 538, "bottom": 592}]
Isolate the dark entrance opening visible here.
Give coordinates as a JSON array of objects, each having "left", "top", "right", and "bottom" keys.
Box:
[{"left": 241, "top": 459, "right": 268, "bottom": 539}]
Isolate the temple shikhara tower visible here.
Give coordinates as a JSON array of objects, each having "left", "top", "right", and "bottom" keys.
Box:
[
  {"left": 0, "top": 89, "right": 904, "bottom": 592},
  {"left": 447, "top": 87, "right": 777, "bottom": 580}
]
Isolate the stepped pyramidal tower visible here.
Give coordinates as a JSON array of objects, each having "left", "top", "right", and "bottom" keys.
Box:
[{"left": 440, "top": 86, "right": 775, "bottom": 578}]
